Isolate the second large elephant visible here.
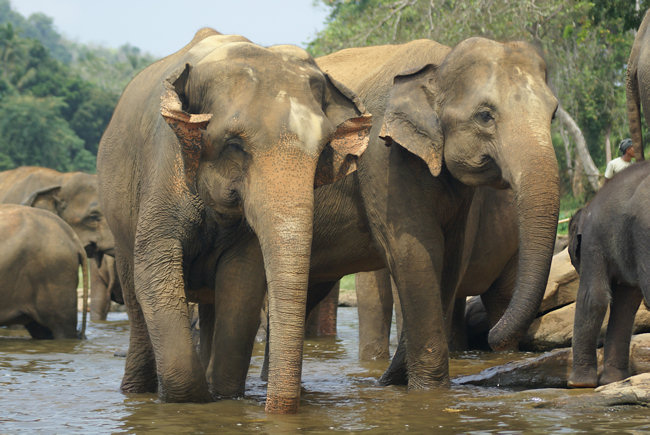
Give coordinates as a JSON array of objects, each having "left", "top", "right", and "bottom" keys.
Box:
[{"left": 219, "top": 36, "right": 560, "bottom": 398}]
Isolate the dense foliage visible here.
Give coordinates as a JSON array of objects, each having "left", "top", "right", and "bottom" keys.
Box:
[
  {"left": 0, "top": 0, "right": 154, "bottom": 172},
  {"left": 308, "top": 0, "right": 649, "bottom": 201}
]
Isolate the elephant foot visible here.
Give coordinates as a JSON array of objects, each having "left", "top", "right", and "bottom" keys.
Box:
[
  {"left": 567, "top": 365, "right": 598, "bottom": 388},
  {"left": 599, "top": 366, "right": 630, "bottom": 386},
  {"left": 120, "top": 376, "right": 158, "bottom": 394},
  {"left": 378, "top": 363, "right": 408, "bottom": 386},
  {"left": 407, "top": 372, "right": 450, "bottom": 390},
  {"left": 158, "top": 378, "right": 212, "bottom": 403}
]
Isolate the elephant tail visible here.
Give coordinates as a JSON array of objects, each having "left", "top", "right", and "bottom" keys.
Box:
[
  {"left": 626, "top": 56, "right": 644, "bottom": 161},
  {"left": 77, "top": 250, "right": 89, "bottom": 339}
]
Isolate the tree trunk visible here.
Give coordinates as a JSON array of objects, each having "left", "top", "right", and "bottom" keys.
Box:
[{"left": 555, "top": 106, "right": 600, "bottom": 192}]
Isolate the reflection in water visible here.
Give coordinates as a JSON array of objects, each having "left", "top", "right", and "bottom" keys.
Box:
[{"left": 0, "top": 308, "right": 648, "bottom": 433}]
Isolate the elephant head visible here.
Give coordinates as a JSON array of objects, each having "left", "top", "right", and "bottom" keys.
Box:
[
  {"left": 380, "top": 37, "right": 560, "bottom": 350},
  {"left": 21, "top": 172, "right": 115, "bottom": 263},
  {"left": 159, "top": 36, "right": 371, "bottom": 413}
]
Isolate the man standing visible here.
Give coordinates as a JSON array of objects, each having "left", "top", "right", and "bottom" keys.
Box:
[{"left": 604, "top": 138, "right": 635, "bottom": 183}]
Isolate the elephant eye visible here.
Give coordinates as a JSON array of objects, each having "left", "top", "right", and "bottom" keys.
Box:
[{"left": 476, "top": 110, "right": 494, "bottom": 123}]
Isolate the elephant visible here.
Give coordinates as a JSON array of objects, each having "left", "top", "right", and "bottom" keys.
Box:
[
  {"left": 96, "top": 28, "right": 371, "bottom": 412},
  {"left": 0, "top": 204, "right": 89, "bottom": 339},
  {"left": 0, "top": 166, "right": 117, "bottom": 321},
  {"left": 237, "top": 36, "right": 560, "bottom": 397},
  {"left": 89, "top": 255, "right": 123, "bottom": 321},
  {"left": 626, "top": 8, "right": 650, "bottom": 161},
  {"left": 355, "top": 186, "right": 519, "bottom": 361},
  {"left": 0, "top": 166, "right": 115, "bottom": 260},
  {"left": 568, "top": 160, "right": 650, "bottom": 388}
]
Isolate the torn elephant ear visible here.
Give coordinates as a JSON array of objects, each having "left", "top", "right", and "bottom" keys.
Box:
[
  {"left": 160, "top": 63, "right": 213, "bottom": 186},
  {"left": 379, "top": 63, "right": 444, "bottom": 177},
  {"left": 314, "top": 114, "right": 373, "bottom": 187}
]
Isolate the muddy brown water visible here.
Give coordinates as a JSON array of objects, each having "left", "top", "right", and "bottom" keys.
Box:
[{"left": 1, "top": 308, "right": 648, "bottom": 433}]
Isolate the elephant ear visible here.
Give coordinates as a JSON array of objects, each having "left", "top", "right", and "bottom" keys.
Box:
[
  {"left": 567, "top": 208, "right": 584, "bottom": 271},
  {"left": 21, "top": 185, "right": 64, "bottom": 215},
  {"left": 314, "top": 74, "right": 372, "bottom": 187},
  {"left": 160, "top": 63, "right": 213, "bottom": 185},
  {"left": 379, "top": 64, "right": 444, "bottom": 177}
]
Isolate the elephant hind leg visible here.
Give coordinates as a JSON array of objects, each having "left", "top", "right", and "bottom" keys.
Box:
[
  {"left": 569, "top": 260, "right": 610, "bottom": 388},
  {"left": 600, "top": 284, "right": 642, "bottom": 385}
]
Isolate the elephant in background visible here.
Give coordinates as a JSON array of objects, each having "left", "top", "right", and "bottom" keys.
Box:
[
  {"left": 253, "top": 37, "right": 559, "bottom": 393},
  {"left": 568, "top": 160, "right": 650, "bottom": 388},
  {"left": 0, "top": 205, "right": 89, "bottom": 339},
  {"left": 97, "top": 28, "right": 371, "bottom": 412},
  {"left": 626, "top": 8, "right": 650, "bottom": 161},
  {"left": 0, "top": 166, "right": 117, "bottom": 320},
  {"left": 89, "top": 256, "right": 123, "bottom": 321}
]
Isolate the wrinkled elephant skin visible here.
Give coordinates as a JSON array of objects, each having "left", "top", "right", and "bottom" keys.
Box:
[{"left": 97, "top": 28, "right": 371, "bottom": 413}]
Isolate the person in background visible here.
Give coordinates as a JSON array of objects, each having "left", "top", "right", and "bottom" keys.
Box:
[{"left": 604, "top": 138, "right": 635, "bottom": 183}]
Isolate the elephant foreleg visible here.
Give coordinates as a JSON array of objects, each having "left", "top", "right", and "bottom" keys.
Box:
[
  {"left": 116, "top": 249, "right": 157, "bottom": 394},
  {"left": 207, "top": 236, "right": 266, "bottom": 398},
  {"left": 600, "top": 283, "right": 642, "bottom": 385},
  {"left": 305, "top": 281, "right": 340, "bottom": 338}
]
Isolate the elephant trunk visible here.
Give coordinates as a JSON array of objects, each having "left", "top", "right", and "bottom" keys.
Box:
[
  {"left": 244, "top": 154, "right": 316, "bottom": 414},
  {"left": 488, "top": 134, "right": 560, "bottom": 351}
]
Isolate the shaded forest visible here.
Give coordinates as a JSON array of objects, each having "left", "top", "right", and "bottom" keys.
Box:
[{"left": 0, "top": 0, "right": 154, "bottom": 172}]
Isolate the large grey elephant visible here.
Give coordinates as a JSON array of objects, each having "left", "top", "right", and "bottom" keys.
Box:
[
  {"left": 229, "top": 36, "right": 560, "bottom": 398},
  {"left": 568, "top": 160, "right": 650, "bottom": 388},
  {"left": 0, "top": 204, "right": 89, "bottom": 339},
  {"left": 96, "top": 28, "right": 371, "bottom": 412},
  {"left": 627, "top": 8, "right": 650, "bottom": 161}
]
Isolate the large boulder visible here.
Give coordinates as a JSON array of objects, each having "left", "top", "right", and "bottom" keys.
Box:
[{"left": 523, "top": 301, "right": 650, "bottom": 351}]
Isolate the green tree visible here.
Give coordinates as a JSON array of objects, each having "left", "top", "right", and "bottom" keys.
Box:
[{"left": 0, "top": 95, "right": 91, "bottom": 172}]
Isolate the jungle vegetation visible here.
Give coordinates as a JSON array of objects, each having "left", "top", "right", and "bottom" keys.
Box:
[{"left": 0, "top": 0, "right": 646, "bottom": 217}]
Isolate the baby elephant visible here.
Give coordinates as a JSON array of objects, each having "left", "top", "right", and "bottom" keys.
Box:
[
  {"left": 0, "top": 205, "right": 88, "bottom": 339},
  {"left": 568, "top": 160, "right": 650, "bottom": 387}
]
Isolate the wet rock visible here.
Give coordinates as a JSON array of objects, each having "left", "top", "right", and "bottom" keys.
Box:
[
  {"left": 454, "top": 348, "right": 573, "bottom": 388},
  {"left": 523, "top": 303, "right": 650, "bottom": 352},
  {"left": 113, "top": 350, "right": 127, "bottom": 357},
  {"left": 455, "top": 333, "right": 650, "bottom": 389},
  {"left": 539, "top": 248, "right": 578, "bottom": 314}
]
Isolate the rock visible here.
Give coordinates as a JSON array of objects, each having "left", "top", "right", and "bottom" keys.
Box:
[
  {"left": 338, "top": 289, "right": 357, "bottom": 307},
  {"left": 455, "top": 333, "right": 650, "bottom": 389},
  {"left": 593, "top": 373, "right": 650, "bottom": 404},
  {"left": 539, "top": 248, "right": 579, "bottom": 314},
  {"left": 454, "top": 348, "right": 573, "bottom": 388},
  {"left": 523, "top": 301, "right": 650, "bottom": 352}
]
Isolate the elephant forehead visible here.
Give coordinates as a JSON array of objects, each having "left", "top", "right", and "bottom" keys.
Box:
[{"left": 286, "top": 97, "right": 326, "bottom": 157}]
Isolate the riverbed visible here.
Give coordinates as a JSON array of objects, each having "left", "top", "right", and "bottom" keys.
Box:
[{"left": 1, "top": 308, "right": 648, "bottom": 433}]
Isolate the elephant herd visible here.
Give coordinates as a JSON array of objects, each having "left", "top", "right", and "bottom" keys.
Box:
[{"left": 3, "top": 12, "right": 650, "bottom": 415}]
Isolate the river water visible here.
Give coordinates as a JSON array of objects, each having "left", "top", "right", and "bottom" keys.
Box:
[{"left": 1, "top": 307, "right": 648, "bottom": 433}]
